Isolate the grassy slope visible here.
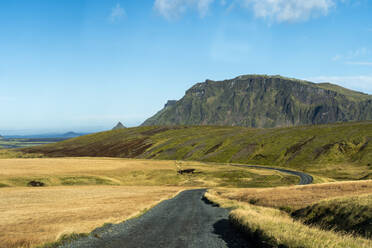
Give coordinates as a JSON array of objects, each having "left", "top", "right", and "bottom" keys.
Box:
[
  {"left": 208, "top": 180, "right": 372, "bottom": 238},
  {"left": 317, "top": 82, "right": 372, "bottom": 101},
  {"left": 205, "top": 191, "right": 372, "bottom": 248},
  {"left": 292, "top": 194, "right": 372, "bottom": 238},
  {"left": 21, "top": 122, "right": 372, "bottom": 180}
]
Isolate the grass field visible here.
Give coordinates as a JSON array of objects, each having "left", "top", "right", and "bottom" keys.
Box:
[
  {"left": 0, "top": 157, "right": 298, "bottom": 188},
  {"left": 0, "top": 157, "right": 298, "bottom": 248},
  {"left": 21, "top": 122, "right": 372, "bottom": 180},
  {"left": 0, "top": 186, "right": 185, "bottom": 248},
  {"left": 208, "top": 180, "right": 372, "bottom": 210},
  {"left": 205, "top": 183, "right": 372, "bottom": 248}
]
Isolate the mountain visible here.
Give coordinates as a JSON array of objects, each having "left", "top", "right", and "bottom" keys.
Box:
[
  {"left": 112, "top": 122, "right": 126, "bottom": 130},
  {"left": 0, "top": 135, "right": 3, "bottom": 140},
  {"left": 3, "top": 132, "right": 88, "bottom": 139},
  {"left": 62, "top": 132, "right": 84, "bottom": 138},
  {"left": 142, "top": 75, "right": 372, "bottom": 128}
]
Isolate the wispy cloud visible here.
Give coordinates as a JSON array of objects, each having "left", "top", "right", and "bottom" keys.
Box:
[
  {"left": 242, "top": 0, "right": 335, "bottom": 23},
  {"left": 110, "top": 3, "right": 126, "bottom": 23},
  {"left": 308, "top": 75, "right": 372, "bottom": 94},
  {"left": 333, "top": 48, "right": 372, "bottom": 66},
  {"left": 345, "top": 61, "right": 372, "bottom": 66},
  {"left": 154, "top": 0, "right": 215, "bottom": 20},
  {"left": 154, "top": 0, "right": 338, "bottom": 22}
]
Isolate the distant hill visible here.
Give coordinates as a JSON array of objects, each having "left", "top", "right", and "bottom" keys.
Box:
[
  {"left": 21, "top": 122, "right": 372, "bottom": 180},
  {"left": 5, "top": 132, "right": 88, "bottom": 139},
  {"left": 112, "top": 122, "right": 126, "bottom": 130},
  {"left": 0, "top": 135, "right": 3, "bottom": 140},
  {"left": 62, "top": 132, "right": 84, "bottom": 138},
  {"left": 142, "top": 75, "right": 372, "bottom": 128}
]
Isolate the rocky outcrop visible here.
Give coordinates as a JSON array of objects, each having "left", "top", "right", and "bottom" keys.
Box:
[{"left": 142, "top": 75, "right": 372, "bottom": 128}]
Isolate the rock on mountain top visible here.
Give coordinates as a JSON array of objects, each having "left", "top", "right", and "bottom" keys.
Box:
[{"left": 112, "top": 122, "right": 126, "bottom": 130}]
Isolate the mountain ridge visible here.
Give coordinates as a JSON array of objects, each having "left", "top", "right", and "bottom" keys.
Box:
[{"left": 142, "top": 75, "right": 372, "bottom": 128}]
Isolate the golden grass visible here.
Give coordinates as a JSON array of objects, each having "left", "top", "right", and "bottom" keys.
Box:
[
  {"left": 210, "top": 180, "right": 372, "bottom": 210},
  {"left": 0, "top": 157, "right": 300, "bottom": 248},
  {"left": 0, "top": 157, "right": 298, "bottom": 188},
  {"left": 205, "top": 191, "right": 372, "bottom": 248},
  {"left": 0, "top": 185, "right": 185, "bottom": 248}
]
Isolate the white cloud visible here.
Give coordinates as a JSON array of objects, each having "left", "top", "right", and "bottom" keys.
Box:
[
  {"left": 154, "top": 0, "right": 215, "bottom": 19},
  {"left": 332, "top": 48, "right": 372, "bottom": 65},
  {"left": 154, "top": 0, "right": 339, "bottom": 22},
  {"left": 308, "top": 76, "right": 372, "bottom": 94},
  {"left": 110, "top": 3, "right": 126, "bottom": 22},
  {"left": 242, "top": 0, "right": 335, "bottom": 23},
  {"left": 345, "top": 61, "right": 372, "bottom": 66}
]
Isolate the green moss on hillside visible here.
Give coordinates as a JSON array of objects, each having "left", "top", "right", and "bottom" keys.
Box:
[{"left": 22, "top": 122, "right": 372, "bottom": 180}]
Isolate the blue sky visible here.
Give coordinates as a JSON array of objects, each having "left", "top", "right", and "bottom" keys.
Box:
[{"left": 0, "top": 0, "right": 371, "bottom": 134}]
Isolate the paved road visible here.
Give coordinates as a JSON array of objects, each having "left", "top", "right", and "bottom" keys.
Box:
[
  {"left": 231, "top": 164, "right": 313, "bottom": 185},
  {"left": 60, "top": 167, "right": 312, "bottom": 248}
]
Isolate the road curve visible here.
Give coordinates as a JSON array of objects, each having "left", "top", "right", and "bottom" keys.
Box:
[
  {"left": 60, "top": 189, "right": 252, "bottom": 248},
  {"left": 231, "top": 164, "right": 313, "bottom": 185}
]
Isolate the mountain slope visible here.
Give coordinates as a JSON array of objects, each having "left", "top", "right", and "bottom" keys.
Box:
[
  {"left": 142, "top": 75, "right": 372, "bottom": 128},
  {"left": 21, "top": 122, "right": 372, "bottom": 180}
]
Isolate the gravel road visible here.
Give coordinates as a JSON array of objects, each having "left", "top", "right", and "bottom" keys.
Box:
[
  {"left": 60, "top": 167, "right": 312, "bottom": 248},
  {"left": 60, "top": 189, "right": 251, "bottom": 248}
]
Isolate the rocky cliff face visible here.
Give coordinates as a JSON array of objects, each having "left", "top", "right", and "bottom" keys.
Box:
[{"left": 142, "top": 75, "right": 372, "bottom": 128}]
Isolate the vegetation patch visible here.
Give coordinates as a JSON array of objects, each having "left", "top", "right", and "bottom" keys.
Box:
[
  {"left": 59, "top": 176, "right": 117, "bottom": 186},
  {"left": 0, "top": 183, "right": 8, "bottom": 188},
  {"left": 27, "top": 180, "right": 45, "bottom": 187}
]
